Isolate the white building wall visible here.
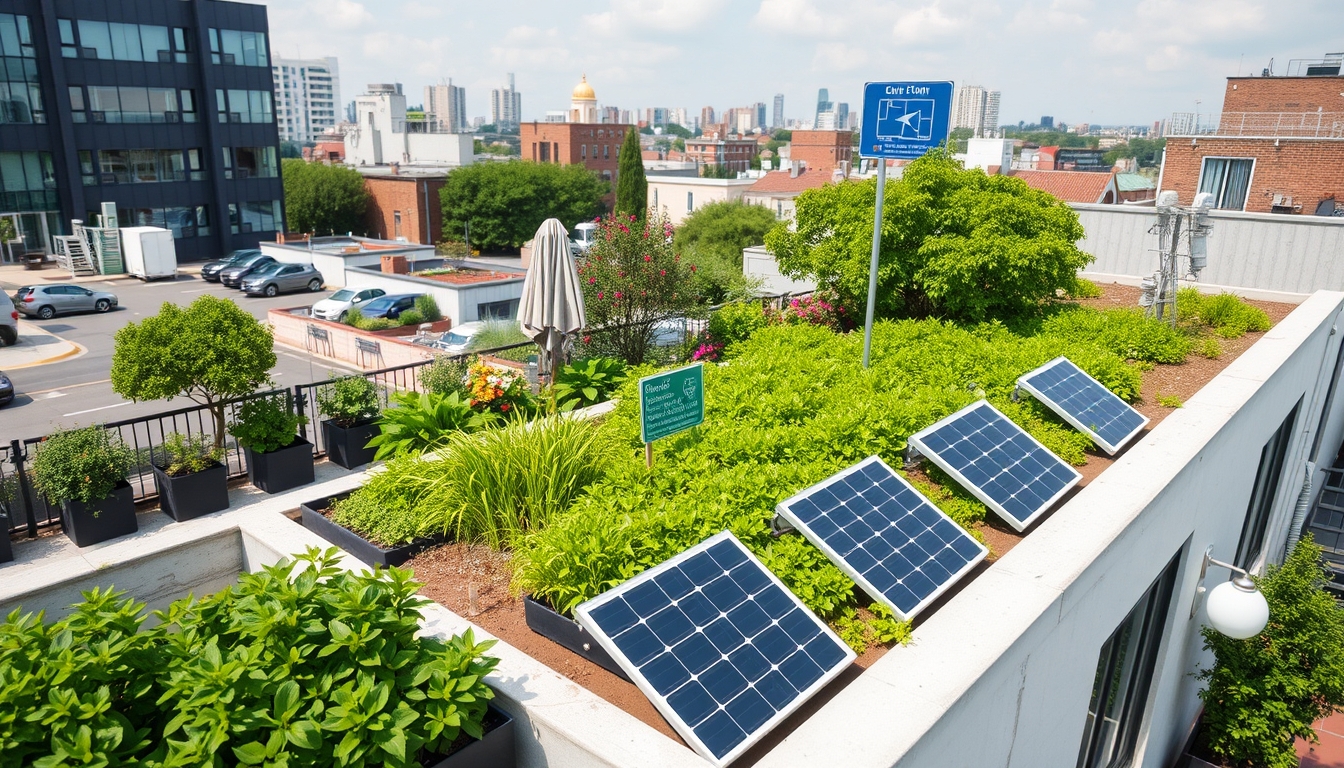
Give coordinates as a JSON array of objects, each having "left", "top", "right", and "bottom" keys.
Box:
[
  {"left": 344, "top": 88, "right": 474, "bottom": 167},
  {"left": 272, "top": 56, "right": 340, "bottom": 144},
  {"left": 741, "top": 245, "right": 815, "bottom": 294},
  {"left": 647, "top": 176, "right": 756, "bottom": 225}
]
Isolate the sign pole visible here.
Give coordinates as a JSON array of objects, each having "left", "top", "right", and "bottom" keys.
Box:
[
  {"left": 645, "top": 441, "right": 653, "bottom": 469},
  {"left": 862, "top": 160, "right": 886, "bottom": 369}
]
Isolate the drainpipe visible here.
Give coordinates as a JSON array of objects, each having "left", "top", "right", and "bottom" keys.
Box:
[
  {"left": 1285, "top": 319, "right": 1344, "bottom": 558},
  {"left": 1285, "top": 461, "right": 1316, "bottom": 556}
]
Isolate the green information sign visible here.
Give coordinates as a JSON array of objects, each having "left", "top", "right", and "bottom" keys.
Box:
[{"left": 639, "top": 362, "right": 705, "bottom": 444}]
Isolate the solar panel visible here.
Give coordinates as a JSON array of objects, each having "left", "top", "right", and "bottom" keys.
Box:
[
  {"left": 909, "top": 400, "right": 1082, "bottom": 532},
  {"left": 574, "top": 531, "right": 855, "bottom": 767},
  {"left": 775, "top": 456, "right": 988, "bottom": 622},
  {"left": 1017, "top": 356, "right": 1149, "bottom": 455}
]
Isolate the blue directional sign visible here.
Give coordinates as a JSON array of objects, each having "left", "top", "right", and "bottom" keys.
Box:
[{"left": 859, "top": 81, "right": 954, "bottom": 159}]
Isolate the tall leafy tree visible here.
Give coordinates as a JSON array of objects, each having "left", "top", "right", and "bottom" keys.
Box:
[
  {"left": 281, "top": 159, "right": 370, "bottom": 235},
  {"left": 111, "top": 295, "right": 276, "bottom": 449},
  {"left": 614, "top": 127, "right": 647, "bottom": 219},
  {"left": 674, "top": 199, "right": 776, "bottom": 302},
  {"left": 440, "top": 162, "right": 606, "bottom": 252}
]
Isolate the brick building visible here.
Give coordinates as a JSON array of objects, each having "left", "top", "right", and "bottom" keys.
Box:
[
  {"left": 684, "top": 135, "right": 760, "bottom": 173},
  {"left": 359, "top": 170, "right": 445, "bottom": 244},
  {"left": 518, "top": 122, "right": 632, "bottom": 183},
  {"left": 1160, "top": 60, "right": 1344, "bottom": 214},
  {"left": 788, "top": 130, "right": 853, "bottom": 173}
]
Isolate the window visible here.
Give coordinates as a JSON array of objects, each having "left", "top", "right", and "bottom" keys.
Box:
[
  {"left": 78, "top": 151, "right": 96, "bottom": 186},
  {"left": 234, "top": 200, "right": 282, "bottom": 234},
  {"left": 187, "top": 149, "right": 205, "bottom": 181},
  {"left": 1076, "top": 552, "right": 1180, "bottom": 768},
  {"left": 1198, "top": 157, "right": 1254, "bottom": 211},
  {"left": 68, "top": 86, "right": 86, "bottom": 123},
  {"left": 478, "top": 298, "right": 519, "bottom": 321},
  {"left": 72, "top": 20, "right": 172, "bottom": 62},
  {"left": 180, "top": 89, "right": 196, "bottom": 122},
  {"left": 0, "top": 151, "right": 57, "bottom": 211},
  {"left": 172, "top": 28, "right": 189, "bottom": 63},
  {"left": 96, "top": 149, "right": 190, "bottom": 184},
  {"left": 1236, "top": 401, "right": 1300, "bottom": 569},
  {"left": 58, "top": 18, "right": 76, "bottom": 57},
  {"left": 393, "top": 211, "right": 402, "bottom": 239},
  {"left": 117, "top": 205, "right": 210, "bottom": 238},
  {"left": 85, "top": 86, "right": 178, "bottom": 123},
  {"left": 217, "top": 89, "right": 272, "bottom": 123},
  {"left": 210, "top": 28, "right": 267, "bottom": 66},
  {"left": 687, "top": 191, "right": 694, "bottom": 212},
  {"left": 221, "top": 147, "right": 233, "bottom": 179},
  {"left": 580, "top": 144, "right": 586, "bottom": 159},
  {"left": 0, "top": 15, "right": 42, "bottom": 124},
  {"left": 229, "top": 147, "right": 277, "bottom": 178},
  {"left": 603, "top": 144, "right": 610, "bottom": 159}
]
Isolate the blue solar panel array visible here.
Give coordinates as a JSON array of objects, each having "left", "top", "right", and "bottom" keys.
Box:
[
  {"left": 574, "top": 531, "right": 855, "bottom": 767},
  {"left": 775, "top": 457, "right": 987, "bottom": 621},
  {"left": 1018, "top": 356, "right": 1149, "bottom": 455},
  {"left": 909, "top": 400, "right": 1082, "bottom": 532}
]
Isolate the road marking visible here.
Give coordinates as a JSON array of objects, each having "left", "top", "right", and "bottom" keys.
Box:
[
  {"left": 63, "top": 401, "right": 130, "bottom": 417},
  {"left": 25, "top": 378, "right": 111, "bottom": 396},
  {"left": 180, "top": 288, "right": 211, "bottom": 294},
  {"left": 43, "top": 391, "right": 67, "bottom": 399}
]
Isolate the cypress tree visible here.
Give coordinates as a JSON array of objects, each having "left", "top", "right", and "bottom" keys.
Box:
[{"left": 614, "top": 127, "right": 647, "bottom": 219}]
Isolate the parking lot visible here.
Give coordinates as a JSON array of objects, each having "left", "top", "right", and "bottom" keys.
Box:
[{"left": 0, "top": 269, "right": 362, "bottom": 443}]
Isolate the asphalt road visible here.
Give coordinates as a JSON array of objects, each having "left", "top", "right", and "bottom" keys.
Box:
[{"left": 0, "top": 273, "right": 363, "bottom": 443}]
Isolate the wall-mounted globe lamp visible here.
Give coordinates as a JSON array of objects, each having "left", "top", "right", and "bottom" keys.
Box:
[{"left": 1192, "top": 546, "right": 1270, "bottom": 640}]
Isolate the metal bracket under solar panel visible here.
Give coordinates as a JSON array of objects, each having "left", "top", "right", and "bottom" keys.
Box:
[
  {"left": 769, "top": 513, "right": 796, "bottom": 537},
  {"left": 1016, "top": 356, "right": 1149, "bottom": 455},
  {"left": 904, "top": 443, "right": 924, "bottom": 468}
]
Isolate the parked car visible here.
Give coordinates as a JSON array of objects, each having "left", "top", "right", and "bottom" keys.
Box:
[
  {"left": 0, "top": 370, "right": 12, "bottom": 406},
  {"left": 218, "top": 253, "right": 276, "bottom": 287},
  {"left": 241, "top": 263, "right": 324, "bottom": 297},
  {"left": 14, "top": 285, "right": 119, "bottom": 319},
  {"left": 200, "top": 248, "right": 261, "bottom": 282},
  {"left": 429, "top": 321, "right": 486, "bottom": 355},
  {"left": 0, "top": 291, "right": 17, "bottom": 345},
  {"left": 311, "top": 287, "right": 387, "bottom": 322},
  {"left": 352, "top": 293, "right": 422, "bottom": 322}
]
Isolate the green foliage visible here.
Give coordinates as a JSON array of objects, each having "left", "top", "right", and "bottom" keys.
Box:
[
  {"left": 1178, "top": 288, "right": 1272, "bottom": 338},
  {"left": 472, "top": 320, "right": 529, "bottom": 351},
  {"left": 343, "top": 312, "right": 399, "bottom": 331},
  {"left": 415, "top": 294, "right": 442, "bottom": 322},
  {"left": 0, "top": 548, "right": 500, "bottom": 767},
  {"left": 767, "top": 150, "right": 1094, "bottom": 323},
  {"left": 316, "top": 375, "right": 381, "bottom": 427},
  {"left": 1156, "top": 393, "right": 1183, "bottom": 408},
  {"left": 282, "top": 159, "right": 370, "bottom": 235},
  {"left": 157, "top": 431, "right": 223, "bottom": 477},
  {"left": 111, "top": 294, "right": 276, "bottom": 450},
  {"left": 397, "top": 309, "right": 425, "bottom": 327},
  {"left": 707, "top": 302, "right": 768, "bottom": 347},
  {"left": 229, "top": 396, "right": 306, "bottom": 454},
  {"left": 31, "top": 427, "right": 133, "bottom": 505},
  {"left": 553, "top": 358, "right": 628, "bottom": 411},
  {"left": 1197, "top": 337, "right": 1223, "bottom": 359},
  {"left": 0, "top": 217, "right": 14, "bottom": 244},
  {"left": 419, "top": 356, "right": 470, "bottom": 397},
  {"left": 1065, "top": 277, "right": 1103, "bottom": 299},
  {"left": 675, "top": 200, "right": 776, "bottom": 302},
  {"left": 1197, "top": 536, "right": 1344, "bottom": 768},
  {"left": 700, "top": 164, "right": 736, "bottom": 179},
  {"left": 439, "top": 162, "right": 607, "bottom": 251},
  {"left": 329, "top": 455, "right": 433, "bottom": 547},
  {"left": 615, "top": 128, "right": 647, "bottom": 219},
  {"left": 368, "top": 391, "right": 494, "bottom": 460},
  {"left": 1040, "top": 306, "right": 1192, "bottom": 364}
]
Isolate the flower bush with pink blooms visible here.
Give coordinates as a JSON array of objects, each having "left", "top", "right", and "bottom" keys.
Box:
[
  {"left": 578, "top": 209, "right": 703, "bottom": 365},
  {"left": 765, "top": 289, "right": 853, "bottom": 333}
]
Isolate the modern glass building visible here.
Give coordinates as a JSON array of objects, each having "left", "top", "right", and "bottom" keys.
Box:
[{"left": 0, "top": 0, "right": 283, "bottom": 262}]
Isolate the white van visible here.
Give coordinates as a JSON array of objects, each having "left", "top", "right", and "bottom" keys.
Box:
[{"left": 571, "top": 222, "right": 599, "bottom": 255}]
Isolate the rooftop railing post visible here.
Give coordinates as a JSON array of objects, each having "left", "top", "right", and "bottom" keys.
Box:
[
  {"left": 292, "top": 384, "right": 308, "bottom": 442},
  {"left": 10, "top": 439, "right": 37, "bottom": 538}
]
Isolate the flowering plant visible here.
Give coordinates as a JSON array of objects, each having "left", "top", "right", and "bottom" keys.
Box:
[
  {"left": 765, "top": 290, "right": 852, "bottom": 332},
  {"left": 464, "top": 361, "right": 532, "bottom": 415}
]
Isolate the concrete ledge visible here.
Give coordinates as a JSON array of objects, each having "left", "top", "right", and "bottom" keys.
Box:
[{"left": 1081, "top": 271, "right": 1312, "bottom": 304}]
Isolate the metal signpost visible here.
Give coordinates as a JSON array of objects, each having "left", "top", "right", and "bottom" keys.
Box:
[
  {"left": 638, "top": 362, "right": 705, "bottom": 467},
  {"left": 857, "top": 80, "right": 954, "bottom": 367}
]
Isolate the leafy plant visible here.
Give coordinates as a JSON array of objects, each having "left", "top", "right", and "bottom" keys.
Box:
[
  {"left": 1179, "top": 288, "right": 1272, "bottom": 338},
  {"left": 1041, "top": 306, "right": 1192, "bottom": 364},
  {"left": 317, "top": 375, "right": 380, "bottom": 427},
  {"left": 707, "top": 301, "right": 768, "bottom": 347},
  {"left": 344, "top": 312, "right": 398, "bottom": 331},
  {"left": 464, "top": 361, "right": 534, "bottom": 415},
  {"left": 1197, "top": 337, "right": 1223, "bottom": 359},
  {"left": 282, "top": 158, "right": 370, "bottom": 235},
  {"left": 157, "top": 431, "right": 223, "bottom": 476},
  {"left": 229, "top": 396, "right": 306, "bottom": 454},
  {"left": 397, "top": 309, "right": 425, "bottom": 327},
  {"left": 31, "top": 427, "right": 134, "bottom": 505},
  {"left": 414, "top": 294, "right": 442, "bottom": 322},
  {"left": 1197, "top": 536, "right": 1344, "bottom": 768},
  {"left": 553, "top": 357, "right": 627, "bottom": 411},
  {"left": 420, "top": 355, "right": 471, "bottom": 397},
  {"left": 614, "top": 126, "right": 647, "bottom": 219},
  {"left": 329, "top": 455, "right": 434, "bottom": 546},
  {"left": 472, "top": 320, "right": 529, "bottom": 351},
  {"left": 1156, "top": 393, "right": 1183, "bottom": 408},
  {"left": 439, "top": 161, "right": 607, "bottom": 251},
  {"left": 1064, "top": 277, "right": 1103, "bottom": 299},
  {"left": 367, "top": 391, "right": 495, "bottom": 460}
]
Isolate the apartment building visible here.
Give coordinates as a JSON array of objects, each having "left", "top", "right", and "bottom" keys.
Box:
[{"left": 271, "top": 56, "right": 339, "bottom": 145}]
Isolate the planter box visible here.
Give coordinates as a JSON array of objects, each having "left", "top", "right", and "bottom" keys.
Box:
[
  {"left": 60, "top": 481, "right": 138, "bottom": 547},
  {"left": 0, "top": 515, "right": 11, "bottom": 563},
  {"left": 424, "top": 704, "right": 515, "bottom": 768},
  {"left": 300, "top": 492, "right": 439, "bottom": 567},
  {"left": 153, "top": 462, "right": 229, "bottom": 522},
  {"left": 372, "top": 319, "right": 452, "bottom": 338},
  {"left": 244, "top": 437, "right": 315, "bottom": 494},
  {"left": 523, "top": 595, "right": 629, "bottom": 681},
  {"left": 321, "top": 419, "right": 380, "bottom": 469}
]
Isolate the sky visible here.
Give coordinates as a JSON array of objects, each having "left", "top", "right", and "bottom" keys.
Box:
[{"left": 262, "top": 0, "right": 1344, "bottom": 127}]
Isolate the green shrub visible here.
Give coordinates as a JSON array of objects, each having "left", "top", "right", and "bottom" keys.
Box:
[
  {"left": 344, "top": 312, "right": 397, "bottom": 331},
  {"left": 316, "top": 375, "right": 380, "bottom": 427},
  {"left": 228, "top": 396, "right": 306, "bottom": 453},
  {"left": 32, "top": 427, "right": 134, "bottom": 505},
  {"left": 329, "top": 454, "right": 433, "bottom": 546},
  {"left": 397, "top": 309, "right": 425, "bottom": 327},
  {"left": 415, "top": 294, "right": 442, "bottom": 322},
  {"left": 1197, "top": 536, "right": 1344, "bottom": 768},
  {"left": 0, "top": 548, "right": 499, "bottom": 767},
  {"left": 1041, "top": 306, "right": 1192, "bottom": 364},
  {"left": 1157, "top": 393, "right": 1183, "bottom": 408},
  {"left": 1197, "top": 337, "right": 1223, "bottom": 359},
  {"left": 157, "top": 431, "right": 223, "bottom": 476},
  {"left": 553, "top": 357, "right": 627, "bottom": 411},
  {"left": 707, "top": 301, "right": 768, "bottom": 347},
  {"left": 420, "top": 355, "right": 471, "bottom": 397},
  {"left": 472, "top": 320, "right": 529, "bottom": 351},
  {"left": 1178, "top": 288, "right": 1272, "bottom": 338},
  {"left": 367, "top": 391, "right": 494, "bottom": 460},
  {"left": 1064, "top": 277, "right": 1103, "bottom": 299}
]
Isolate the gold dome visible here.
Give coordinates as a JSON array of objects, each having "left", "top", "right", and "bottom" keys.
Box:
[{"left": 572, "top": 75, "right": 596, "bottom": 101}]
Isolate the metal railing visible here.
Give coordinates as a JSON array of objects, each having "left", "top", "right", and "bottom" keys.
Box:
[{"left": 1167, "top": 111, "right": 1344, "bottom": 138}]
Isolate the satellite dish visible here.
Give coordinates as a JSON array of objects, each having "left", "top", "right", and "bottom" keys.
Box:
[{"left": 1193, "top": 192, "right": 1215, "bottom": 209}]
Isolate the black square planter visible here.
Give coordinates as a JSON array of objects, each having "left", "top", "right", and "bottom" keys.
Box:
[
  {"left": 153, "top": 462, "right": 230, "bottom": 522},
  {"left": 424, "top": 705, "right": 515, "bottom": 768},
  {"left": 244, "top": 437, "right": 315, "bottom": 494},
  {"left": 0, "top": 514, "right": 12, "bottom": 564},
  {"left": 321, "top": 419, "right": 380, "bottom": 469},
  {"left": 60, "top": 481, "right": 138, "bottom": 547},
  {"left": 523, "top": 595, "right": 629, "bottom": 681},
  {"left": 300, "top": 492, "right": 439, "bottom": 567}
]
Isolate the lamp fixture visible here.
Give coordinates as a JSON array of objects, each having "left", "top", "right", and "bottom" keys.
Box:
[{"left": 1191, "top": 546, "right": 1269, "bottom": 639}]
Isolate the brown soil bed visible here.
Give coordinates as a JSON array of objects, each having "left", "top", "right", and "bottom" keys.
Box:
[
  {"left": 402, "top": 281, "right": 1300, "bottom": 757},
  {"left": 412, "top": 269, "right": 519, "bottom": 285}
]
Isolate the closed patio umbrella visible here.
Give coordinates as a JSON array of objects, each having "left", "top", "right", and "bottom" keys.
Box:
[{"left": 519, "top": 218, "right": 586, "bottom": 384}]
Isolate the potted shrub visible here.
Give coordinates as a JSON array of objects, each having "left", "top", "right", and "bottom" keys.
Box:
[
  {"left": 229, "top": 396, "right": 314, "bottom": 494},
  {"left": 31, "top": 426, "right": 137, "bottom": 547},
  {"left": 316, "top": 375, "right": 381, "bottom": 469},
  {"left": 152, "top": 431, "right": 228, "bottom": 521}
]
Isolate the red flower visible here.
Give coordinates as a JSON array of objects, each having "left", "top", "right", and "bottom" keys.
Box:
[
  {"left": 583, "top": 335, "right": 591, "bottom": 343},
  {"left": 690, "top": 265, "right": 697, "bottom": 272},
  {"left": 659, "top": 269, "right": 666, "bottom": 276},
  {"left": 629, "top": 214, "right": 637, "bottom": 222},
  {"left": 588, "top": 276, "right": 596, "bottom": 284},
  {"left": 500, "top": 403, "right": 511, "bottom": 412},
  {"left": 644, "top": 255, "right": 652, "bottom": 262},
  {"left": 615, "top": 291, "right": 623, "bottom": 299},
  {"left": 597, "top": 291, "right": 605, "bottom": 299}
]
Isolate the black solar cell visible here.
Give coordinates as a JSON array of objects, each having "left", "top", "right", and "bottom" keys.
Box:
[{"left": 1019, "top": 357, "right": 1149, "bottom": 454}]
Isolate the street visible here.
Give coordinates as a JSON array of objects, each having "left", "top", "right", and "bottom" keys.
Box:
[{"left": 0, "top": 272, "right": 363, "bottom": 443}]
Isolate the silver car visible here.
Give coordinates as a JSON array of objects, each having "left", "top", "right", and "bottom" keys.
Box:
[
  {"left": 241, "top": 263, "right": 324, "bottom": 297},
  {"left": 0, "top": 291, "right": 17, "bottom": 345},
  {"left": 14, "top": 284, "right": 118, "bottom": 319}
]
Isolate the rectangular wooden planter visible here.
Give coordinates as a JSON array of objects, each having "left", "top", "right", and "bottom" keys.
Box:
[
  {"left": 300, "top": 491, "right": 439, "bottom": 567},
  {"left": 60, "top": 481, "right": 137, "bottom": 547},
  {"left": 244, "top": 437, "right": 315, "bottom": 494},
  {"left": 523, "top": 595, "right": 630, "bottom": 681},
  {"left": 423, "top": 704, "right": 515, "bottom": 768},
  {"left": 153, "top": 462, "right": 229, "bottom": 522},
  {"left": 321, "top": 419, "right": 380, "bottom": 470}
]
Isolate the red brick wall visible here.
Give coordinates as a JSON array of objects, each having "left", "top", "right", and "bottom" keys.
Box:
[
  {"left": 519, "top": 122, "right": 630, "bottom": 182},
  {"left": 363, "top": 176, "right": 445, "bottom": 244},
  {"left": 1222, "top": 77, "right": 1344, "bottom": 114},
  {"left": 789, "top": 130, "right": 853, "bottom": 172},
  {"left": 1161, "top": 137, "right": 1344, "bottom": 213}
]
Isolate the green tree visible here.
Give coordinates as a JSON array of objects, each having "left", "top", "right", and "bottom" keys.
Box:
[
  {"left": 662, "top": 123, "right": 693, "bottom": 139},
  {"left": 1197, "top": 536, "right": 1344, "bottom": 768},
  {"left": 766, "top": 150, "right": 1092, "bottom": 324},
  {"left": 111, "top": 295, "right": 276, "bottom": 449},
  {"left": 771, "top": 129, "right": 792, "bottom": 141},
  {"left": 281, "top": 159, "right": 370, "bottom": 235},
  {"left": 676, "top": 200, "right": 776, "bottom": 303},
  {"left": 615, "top": 127, "right": 647, "bottom": 219},
  {"left": 279, "top": 140, "right": 303, "bottom": 159},
  {"left": 440, "top": 161, "right": 606, "bottom": 252}
]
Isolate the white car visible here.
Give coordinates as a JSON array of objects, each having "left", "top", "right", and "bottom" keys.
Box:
[
  {"left": 433, "top": 321, "right": 486, "bottom": 355},
  {"left": 310, "top": 287, "right": 387, "bottom": 322}
]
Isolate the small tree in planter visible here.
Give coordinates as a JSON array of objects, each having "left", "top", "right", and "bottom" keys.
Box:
[
  {"left": 152, "top": 432, "right": 228, "bottom": 521},
  {"left": 1195, "top": 535, "right": 1344, "bottom": 768},
  {"left": 228, "top": 396, "right": 313, "bottom": 494},
  {"left": 31, "top": 427, "right": 137, "bottom": 547},
  {"left": 316, "top": 375, "right": 381, "bottom": 469}
]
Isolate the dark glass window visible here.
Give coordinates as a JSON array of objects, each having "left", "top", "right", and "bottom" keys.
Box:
[{"left": 1236, "top": 401, "right": 1301, "bottom": 569}]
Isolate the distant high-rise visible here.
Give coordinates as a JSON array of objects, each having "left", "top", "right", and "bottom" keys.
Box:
[
  {"left": 424, "top": 79, "right": 466, "bottom": 132},
  {"left": 701, "top": 106, "right": 716, "bottom": 130},
  {"left": 772, "top": 94, "right": 784, "bottom": 129},
  {"left": 982, "top": 91, "right": 1000, "bottom": 137},
  {"left": 835, "top": 103, "right": 849, "bottom": 132},
  {"left": 951, "top": 85, "right": 1000, "bottom": 137},
  {"left": 1041, "top": 115, "right": 1055, "bottom": 130},
  {"left": 490, "top": 72, "right": 522, "bottom": 129},
  {"left": 272, "top": 56, "right": 341, "bottom": 143},
  {"left": 814, "top": 88, "right": 833, "bottom": 127},
  {"left": 754, "top": 102, "right": 766, "bottom": 131}
]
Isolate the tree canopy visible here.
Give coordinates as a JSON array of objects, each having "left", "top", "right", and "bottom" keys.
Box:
[
  {"left": 439, "top": 161, "right": 606, "bottom": 251},
  {"left": 615, "top": 128, "right": 647, "bottom": 219},
  {"left": 675, "top": 200, "right": 775, "bottom": 303},
  {"left": 281, "top": 159, "right": 370, "bottom": 235},
  {"left": 765, "top": 151, "right": 1093, "bottom": 324}
]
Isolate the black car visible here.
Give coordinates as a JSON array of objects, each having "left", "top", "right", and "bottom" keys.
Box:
[
  {"left": 353, "top": 293, "right": 423, "bottom": 321},
  {"left": 219, "top": 254, "right": 276, "bottom": 287},
  {"left": 0, "top": 370, "right": 13, "bottom": 406},
  {"left": 200, "top": 249, "right": 261, "bottom": 282}
]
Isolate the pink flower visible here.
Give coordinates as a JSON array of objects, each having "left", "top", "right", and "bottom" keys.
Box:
[
  {"left": 644, "top": 255, "right": 652, "bottom": 262},
  {"left": 583, "top": 335, "right": 591, "bottom": 343},
  {"left": 615, "top": 291, "right": 623, "bottom": 299},
  {"left": 597, "top": 291, "right": 604, "bottom": 299},
  {"left": 629, "top": 214, "right": 637, "bottom": 222},
  {"left": 690, "top": 265, "right": 697, "bottom": 273},
  {"left": 588, "top": 276, "right": 596, "bottom": 284},
  {"left": 659, "top": 269, "right": 666, "bottom": 276}
]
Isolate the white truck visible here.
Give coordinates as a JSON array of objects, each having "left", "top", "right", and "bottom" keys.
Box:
[
  {"left": 120, "top": 226, "right": 178, "bottom": 280},
  {"left": 570, "top": 221, "right": 598, "bottom": 256}
]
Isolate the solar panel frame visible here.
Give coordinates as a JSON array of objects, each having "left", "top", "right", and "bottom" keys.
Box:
[
  {"left": 1017, "top": 356, "right": 1150, "bottom": 455},
  {"left": 774, "top": 456, "right": 988, "bottom": 622},
  {"left": 574, "top": 531, "right": 855, "bottom": 767},
  {"left": 909, "top": 399, "right": 1082, "bottom": 532}
]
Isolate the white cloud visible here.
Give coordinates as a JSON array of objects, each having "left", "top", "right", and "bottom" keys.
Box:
[
  {"left": 585, "top": 0, "right": 722, "bottom": 34},
  {"left": 753, "top": 0, "right": 834, "bottom": 36},
  {"left": 891, "top": 3, "right": 972, "bottom": 46},
  {"left": 323, "top": 0, "right": 374, "bottom": 31}
]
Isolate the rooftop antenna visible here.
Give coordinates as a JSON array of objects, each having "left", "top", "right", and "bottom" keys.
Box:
[{"left": 1141, "top": 191, "right": 1214, "bottom": 327}]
